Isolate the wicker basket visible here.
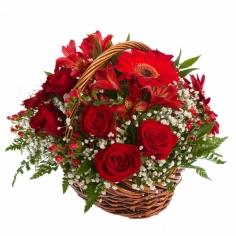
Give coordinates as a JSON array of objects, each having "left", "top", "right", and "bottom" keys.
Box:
[{"left": 67, "top": 41, "right": 183, "bottom": 219}]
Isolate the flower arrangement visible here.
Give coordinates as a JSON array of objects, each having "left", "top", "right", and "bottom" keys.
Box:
[{"left": 6, "top": 31, "right": 227, "bottom": 216}]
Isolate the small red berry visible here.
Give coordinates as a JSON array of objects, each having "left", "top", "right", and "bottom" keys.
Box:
[
  {"left": 73, "top": 132, "right": 80, "bottom": 139},
  {"left": 68, "top": 152, "right": 73, "bottom": 157},
  {"left": 205, "top": 105, "right": 210, "bottom": 112},
  {"left": 65, "top": 98, "right": 70, "bottom": 103},
  {"left": 99, "top": 95, "right": 104, "bottom": 100},
  {"left": 69, "top": 91, "right": 75, "bottom": 97},
  {"left": 10, "top": 128, "right": 16, "bottom": 132},
  {"left": 187, "top": 119, "right": 193, "bottom": 124},
  {"left": 197, "top": 120, "right": 203, "bottom": 126},
  {"left": 15, "top": 125, "right": 19, "bottom": 129},
  {"left": 55, "top": 155, "right": 63, "bottom": 163},
  {"left": 190, "top": 136, "right": 196, "bottom": 140},
  {"left": 186, "top": 123, "right": 192, "bottom": 130},
  {"left": 18, "top": 110, "right": 27, "bottom": 116},
  {"left": 209, "top": 113, "right": 215, "bottom": 120},
  {"left": 69, "top": 143, "right": 77, "bottom": 150},
  {"left": 17, "top": 131, "right": 24, "bottom": 137},
  {"left": 7, "top": 116, "right": 11, "bottom": 120},
  {"left": 48, "top": 144, "right": 58, "bottom": 152},
  {"left": 72, "top": 159, "right": 80, "bottom": 166},
  {"left": 66, "top": 111, "right": 71, "bottom": 117}
]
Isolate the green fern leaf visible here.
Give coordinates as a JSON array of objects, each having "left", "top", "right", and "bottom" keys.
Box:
[
  {"left": 84, "top": 183, "right": 103, "bottom": 213},
  {"left": 62, "top": 177, "right": 69, "bottom": 194},
  {"left": 30, "top": 164, "right": 53, "bottom": 179},
  {"left": 189, "top": 165, "right": 211, "bottom": 180},
  {"left": 12, "top": 160, "right": 30, "bottom": 187}
]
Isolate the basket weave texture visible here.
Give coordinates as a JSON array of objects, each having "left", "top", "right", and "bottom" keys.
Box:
[
  {"left": 68, "top": 41, "right": 183, "bottom": 218},
  {"left": 72, "top": 169, "right": 182, "bottom": 219}
]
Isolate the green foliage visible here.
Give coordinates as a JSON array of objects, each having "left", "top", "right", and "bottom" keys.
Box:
[
  {"left": 44, "top": 71, "right": 52, "bottom": 76},
  {"left": 126, "top": 33, "right": 130, "bottom": 41},
  {"left": 84, "top": 182, "right": 104, "bottom": 213},
  {"left": 189, "top": 165, "right": 211, "bottom": 180},
  {"left": 62, "top": 177, "right": 69, "bottom": 194},
  {"left": 76, "top": 161, "right": 91, "bottom": 175},
  {"left": 93, "top": 100, "right": 111, "bottom": 106},
  {"left": 5, "top": 138, "right": 27, "bottom": 152},
  {"left": 196, "top": 122, "right": 215, "bottom": 139},
  {"left": 30, "top": 163, "right": 58, "bottom": 179},
  {"left": 92, "top": 33, "right": 102, "bottom": 59},
  {"left": 200, "top": 152, "right": 226, "bottom": 164},
  {"left": 179, "top": 68, "right": 199, "bottom": 78},
  {"left": 179, "top": 55, "right": 201, "bottom": 69},
  {"left": 174, "top": 48, "right": 182, "bottom": 67},
  {"left": 166, "top": 182, "right": 175, "bottom": 192},
  {"left": 127, "top": 123, "right": 138, "bottom": 144},
  {"left": 192, "top": 136, "right": 227, "bottom": 157},
  {"left": 12, "top": 160, "right": 31, "bottom": 187},
  {"left": 175, "top": 50, "right": 200, "bottom": 77}
]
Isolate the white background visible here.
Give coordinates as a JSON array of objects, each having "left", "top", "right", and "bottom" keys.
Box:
[{"left": 0, "top": 0, "right": 235, "bottom": 235}]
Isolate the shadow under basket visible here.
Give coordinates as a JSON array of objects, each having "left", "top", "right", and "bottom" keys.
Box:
[{"left": 71, "top": 168, "right": 182, "bottom": 219}]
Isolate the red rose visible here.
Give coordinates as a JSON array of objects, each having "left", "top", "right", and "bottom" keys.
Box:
[
  {"left": 94, "top": 143, "right": 141, "bottom": 182},
  {"left": 23, "top": 80, "right": 50, "bottom": 109},
  {"left": 47, "top": 68, "right": 78, "bottom": 100},
  {"left": 138, "top": 120, "right": 178, "bottom": 160},
  {"left": 80, "top": 104, "right": 116, "bottom": 139},
  {"left": 29, "top": 102, "right": 65, "bottom": 138}
]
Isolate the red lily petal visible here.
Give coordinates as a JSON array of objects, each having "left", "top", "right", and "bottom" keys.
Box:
[
  {"left": 134, "top": 102, "right": 149, "bottom": 111},
  {"left": 95, "top": 68, "right": 107, "bottom": 81},
  {"left": 90, "top": 80, "right": 119, "bottom": 91},
  {"left": 112, "top": 104, "right": 126, "bottom": 112},
  {"left": 107, "top": 63, "right": 122, "bottom": 91}
]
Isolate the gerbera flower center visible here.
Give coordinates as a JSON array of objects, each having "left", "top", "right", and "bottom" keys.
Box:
[{"left": 135, "top": 63, "right": 159, "bottom": 78}]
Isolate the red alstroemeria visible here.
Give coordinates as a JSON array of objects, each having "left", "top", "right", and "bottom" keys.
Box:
[
  {"left": 90, "top": 62, "right": 122, "bottom": 91},
  {"left": 143, "top": 85, "right": 183, "bottom": 110},
  {"left": 115, "top": 49, "right": 179, "bottom": 87},
  {"left": 112, "top": 82, "right": 149, "bottom": 120},
  {"left": 80, "top": 30, "right": 113, "bottom": 59},
  {"left": 55, "top": 40, "right": 89, "bottom": 77},
  {"left": 184, "top": 74, "right": 219, "bottom": 134}
]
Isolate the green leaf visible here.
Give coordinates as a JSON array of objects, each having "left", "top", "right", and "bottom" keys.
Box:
[
  {"left": 201, "top": 153, "right": 226, "bottom": 164},
  {"left": 93, "top": 100, "right": 111, "bottom": 106},
  {"left": 126, "top": 33, "right": 130, "bottom": 41},
  {"left": 12, "top": 160, "right": 30, "bottom": 187},
  {"left": 84, "top": 183, "right": 103, "bottom": 213},
  {"left": 127, "top": 124, "right": 137, "bottom": 144},
  {"left": 179, "top": 55, "right": 201, "bottom": 69},
  {"left": 87, "top": 167, "right": 97, "bottom": 179},
  {"left": 190, "top": 165, "right": 211, "bottom": 180},
  {"left": 179, "top": 68, "right": 199, "bottom": 78},
  {"left": 76, "top": 161, "right": 91, "bottom": 175},
  {"left": 136, "top": 177, "right": 141, "bottom": 186},
  {"left": 174, "top": 48, "right": 182, "bottom": 67},
  {"left": 196, "top": 122, "right": 215, "bottom": 139},
  {"left": 30, "top": 164, "right": 53, "bottom": 179},
  {"left": 93, "top": 34, "right": 102, "bottom": 56},
  {"left": 92, "top": 47, "right": 98, "bottom": 60},
  {"left": 44, "top": 71, "right": 52, "bottom": 76},
  {"left": 62, "top": 177, "right": 69, "bottom": 194},
  {"left": 5, "top": 139, "right": 27, "bottom": 152}
]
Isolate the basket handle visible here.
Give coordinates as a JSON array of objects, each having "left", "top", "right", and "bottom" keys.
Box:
[{"left": 66, "top": 41, "right": 151, "bottom": 138}]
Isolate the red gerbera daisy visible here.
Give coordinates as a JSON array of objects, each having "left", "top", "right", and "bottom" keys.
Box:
[{"left": 115, "top": 49, "right": 179, "bottom": 87}]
